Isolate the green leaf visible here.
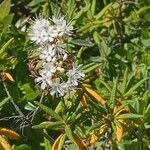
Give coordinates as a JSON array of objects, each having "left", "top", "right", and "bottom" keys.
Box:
[
  {"left": 43, "top": 129, "right": 52, "bottom": 150},
  {"left": 58, "top": 134, "right": 66, "bottom": 150},
  {"left": 65, "top": 125, "right": 75, "bottom": 143},
  {"left": 73, "top": 3, "right": 90, "bottom": 21},
  {"left": 144, "top": 104, "right": 150, "bottom": 122},
  {"left": 116, "top": 114, "right": 143, "bottom": 119},
  {"left": 14, "top": 144, "right": 32, "bottom": 150},
  {"left": 71, "top": 39, "right": 94, "bottom": 47},
  {"left": 24, "top": 102, "right": 36, "bottom": 111},
  {"left": 91, "top": 0, "right": 96, "bottom": 16},
  {"left": 32, "top": 121, "right": 64, "bottom": 129},
  {"left": 0, "top": 0, "right": 11, "bottom": 22},
  {"left": 34, "top": 101, "right": 63, "bottom": 121},
  {"left": 82, "top": 63, "right": 100, "bottom": 74},
  {"left": 124, "top": 77, "right": 149, "bottom": 97},
  {"left": 0, "top": 97, "right": 10, "bottom": 108},
  {"left": 93, "top": 31, "right": 101, "bottom": 46},
  {"left": 141, "top": 39, "right": 150, "bottom": 47},
  {"left": 21, "top": 83, "right": 40, "bottom": 101},
  {"left": 120, "top": 68, "right": 128, "bottom": 95},
  {"left": 0, "top": 38, "right": 14, "bottom": 56},
  {"left": 110, "top": 77, "right": 118, "bottom": 108},
  {"left": 95, "top": 2, "right": 113, "bottom": 20}
]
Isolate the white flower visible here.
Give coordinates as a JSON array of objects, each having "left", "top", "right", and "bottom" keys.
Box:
[
  {"left": 52, "top": 42, "right": 67, "bottom": 58},
  {"left": 52, "top": 14, "right": 73, "bottom": 36},
  {"left": 28, "top": 15, "right": 54, "bottom": 45},
  {"left": 35, "top": 69, "right": 52, "bottom": 90},
  {"left": 66, "top": 64, "right": 85, "bottom": 87},
  {"left": 39, "top": 45, "right": 56, "bottom": 62},
  {"left": 43, "top": 62, "right": 56, "bottom": 74},
  {"left": 50, "top": 78, "right": 67, "bottom": 96}
]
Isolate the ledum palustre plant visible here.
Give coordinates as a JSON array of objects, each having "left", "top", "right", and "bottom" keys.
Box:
[{"left": 0, "top": 0, "right": 150, "bottom": 150}]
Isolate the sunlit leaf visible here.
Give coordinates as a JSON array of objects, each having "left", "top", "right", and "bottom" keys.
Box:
[
  {"left": 58, "top": 134, "right": 66, "bottom": 150},
  {"left": 73, "top": 133, "right": 87, "bottom": 150},
  {"left": 83, "top": 85, "right": 106, "bottom": 105},
  {"left": 0, "top": 135, "right": 11, "bottom": 150},
  {"left": 51, "top": 134, "right": 63, "bottom": 150},
  {"left": 0, "top": 127, "right": 21, "bottom": 140},
  {"left": 5, "top": 72, "right": 15, "bottom": 81},
  {"left": 89, "top": 133, "right": 98, "bottom": 144},
  {"left": 80, "top": 95, "right": 88, "bottom": 108},
  {"left": 99, "top": 124, "right": 107, "bottom": 135},
  {"left": 0, "top": 0, "right": 11, "bottom": 21},
  {"left": 116, "top": 125, "right": 123, "bottom": 142}
]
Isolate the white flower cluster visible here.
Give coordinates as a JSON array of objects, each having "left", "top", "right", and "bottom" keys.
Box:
[{"left": 28, "top": 14, "right": 85, "bottom": 97}]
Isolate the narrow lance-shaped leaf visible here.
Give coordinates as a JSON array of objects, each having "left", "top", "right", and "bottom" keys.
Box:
[
  {"left": 34, "top": 101, "right": 63, "bottom": 121},
  {"left": 65, "top": 125, "right": 75, "bottom": 143},
  {"left": 32, "top": 121, "right": 64, "bottom": 129},
  {"left": 91, "top": 0, "right": 96, "bottom": 16},
  {"left": 116, "top": 114, "right": 143, "bottom": 119},
  {"left": 110, "top": 77, "right": 118, "bottom": 109},
  {"left": 73, "top": 133, "right": 87, "bottom": 150},
  {"left": 95, "top": 2, "right": 113, "bottom": 20},
  {"left": 116, "top": 125, "right": 123, "bottom": 142},
  {"left": 58, "top": 134, "right": 66, "bottom": 150},
  {"left": 5, "top": 72, "right": 15, "bottom": 81},
  {"left": 0, "top": 0, "right": 11, "bottom": 21},
  {"left": 0, "top": 38, "right": 14, "bottom": 56},
  {"left": 71, "top": 39, "right": 94, "bottom": 47},
  {"left": 43, "top": 129, "right": 51, "bottom": 150},
  {"left": 0, "top": 135, "right": 11, "bottom": 150},
  {"left": 120, "top": 68, "right": 128, "bottom": 94},
  {"left": 83, "top": 85, "right": 106, "bottom": 105},
  {"left": 124, "top": 77, "right": 149, "bottom": 97},
  {"left": 0, "top": 97, "right": 10, "bottom": 108},
  {"left": 51, "top": 134, "right": 64, "bottom": 150},
  {"left": 0, "top": 127, "right": 21, "bottom": 139}
]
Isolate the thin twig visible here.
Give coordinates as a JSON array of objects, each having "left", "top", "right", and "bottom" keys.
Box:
[
  {"left": 31, "top": 92, "right": 45, "bottom": 123},
  {"left": 2, "top": 81, "right": 24, "bottom": 116}
]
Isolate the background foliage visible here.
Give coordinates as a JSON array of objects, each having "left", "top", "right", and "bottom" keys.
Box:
[{"left": 0, "top": 0, "right": 150, "bottom": 150}]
